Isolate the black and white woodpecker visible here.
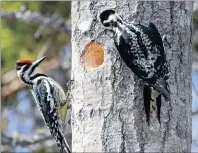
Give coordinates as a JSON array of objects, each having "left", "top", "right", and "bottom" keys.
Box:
[
  {"left": 99, "top": 9, "right": 170, "bottom": 124},
  {"left": 16, "top": 56, "right": 71, "bottom": 153}
]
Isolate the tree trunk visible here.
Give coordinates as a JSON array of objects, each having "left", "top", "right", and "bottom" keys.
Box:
[{"left": 71, "top": 1, "right": 193, "bottom": 152}]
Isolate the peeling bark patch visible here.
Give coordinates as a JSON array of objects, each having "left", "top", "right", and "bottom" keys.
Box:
[
  {"left": 78, "top": 20, "right": 93, "bottom": 33},
  {"left": 81, "top": 42, "right": 104, "bottom": 72}
]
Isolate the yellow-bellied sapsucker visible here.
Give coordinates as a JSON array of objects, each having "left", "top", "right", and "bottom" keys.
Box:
[
  {"left": 100, "top": 9, "right": 170, "bottom": 124},
  {"left": 16, "top": 56, "right": 71, "bottom": 153}
]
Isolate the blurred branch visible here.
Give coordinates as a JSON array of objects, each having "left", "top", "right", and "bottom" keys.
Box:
[
  {"left": 0, "top": 8, "right": 71, "bottom": 37},
  {"left": 1, "top": 70, "right": 17, "bottom": 84},
  {"left": 1, "top": 133, "right": 53, "bottom": 147},
  {"left": 37, "top": 34, "right": 58, "bottom": 59},
  {"left": 2, "top": 77, "right": 26, "bottom": 98}
]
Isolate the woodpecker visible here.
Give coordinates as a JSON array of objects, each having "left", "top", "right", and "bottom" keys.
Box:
[
  {"left": 100, "top": 9, "right": 170, "bottom": 124},
  {"left": 16, "top": 56, "right": 71, "bottom": 153}
]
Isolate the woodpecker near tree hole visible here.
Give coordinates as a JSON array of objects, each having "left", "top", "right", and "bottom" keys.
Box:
[
  {"left": 16, "top": 56, "right": 71, "bottom": 153},
  {"left": 99, "top": 9, "right": 170, "bottom": 125}
]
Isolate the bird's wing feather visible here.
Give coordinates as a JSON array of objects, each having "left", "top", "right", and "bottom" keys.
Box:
[
  {"left": 34, "top": 78, "right": 67, "bottom": 123},
  {"left": 134, "top": 22, "right": 165, "bottom": 55},
  {"left": 138, "top": 23, "right": 169, "bottom": 78},
  {"left": 147, "top": 22, "right": 165, "bottom": 53},
  {"left": 49, "top": 78, "right": 67, "bottom": 122},
  {"left": 33, "top": 79, "right": 59, "bottom": 130}
]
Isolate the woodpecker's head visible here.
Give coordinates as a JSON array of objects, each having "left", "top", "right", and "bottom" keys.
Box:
[
  {"left": 99, "top": 9, "right": 123, "bottom": 29},
  {"left": 16, "top": 56, "right": 46, "bottom": 82}
]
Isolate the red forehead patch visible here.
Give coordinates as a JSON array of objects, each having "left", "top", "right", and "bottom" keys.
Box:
[{"left": 16, "top": 59, "right": 33, "bottom": 64}]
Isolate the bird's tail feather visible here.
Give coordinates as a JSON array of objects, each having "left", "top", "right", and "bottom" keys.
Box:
[
  {"left": 56, "top": 129, "right": 71, "bottom": 153},
  {"left": 144, "top": 85, "right": 163, "bottom": 125},
  {"left": 156, "top": 95, "right": 162, "bottom": 124},
  {"left": 143, "top": 85, "right": 151, "bottom": 125}
]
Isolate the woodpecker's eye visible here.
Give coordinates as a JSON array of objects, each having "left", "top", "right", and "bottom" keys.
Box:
[
  {"left": 16, "top": 63, "right": 22, "bottom": 70},
  {"left": 16, "top": 65, "right": 21, "bottom": 70},
  {"left": 16, "top": 62, "right": 31, "bottom": 71}
]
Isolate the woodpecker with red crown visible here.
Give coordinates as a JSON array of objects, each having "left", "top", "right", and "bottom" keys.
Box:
[
  {"left": 99, "top": 9, "right": 170, "bottom": 125},
  {"left": 16, "top": 56, "right": 71, "bottom": 153}
]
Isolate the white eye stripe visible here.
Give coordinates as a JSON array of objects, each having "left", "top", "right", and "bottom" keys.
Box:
[
  {"left": 27, "top": 64, "right": 35, "bottom": 77},
  {"left": 103, "top": 14, "right": 117, "bottom": 24},
  {"left": 108, "top": 14, "right": 117, "bottom": 22},
  {"left": 20, "top": 65, "right": 26, "bottom": 71}
]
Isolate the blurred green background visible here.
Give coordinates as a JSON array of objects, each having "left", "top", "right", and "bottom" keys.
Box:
[{"left": 1, "top": 1, "right": 71, "bottom": 74}]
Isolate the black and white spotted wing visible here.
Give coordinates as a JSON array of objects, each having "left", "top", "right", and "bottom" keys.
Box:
[{"left": 114, "top": 22, "right": 169, "bottom": 85}]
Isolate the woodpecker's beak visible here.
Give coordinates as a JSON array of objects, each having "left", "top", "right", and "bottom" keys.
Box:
[{"left": 32, "top": 56, "right": 46, "bottom": 69}]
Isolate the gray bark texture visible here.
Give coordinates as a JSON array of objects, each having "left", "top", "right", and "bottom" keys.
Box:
[{"left": 71, "top": 1, "right": 193, "bottom": 152}]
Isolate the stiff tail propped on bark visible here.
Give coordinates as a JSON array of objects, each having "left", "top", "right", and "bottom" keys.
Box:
[
  {"left": 55, "top": 129, "right": 71, "bottom": 153},
  {"left": 144, "top": 82, "right": 168, "bottom": 125},
  {"left": 156, "top": 95, "right": 162, "bottom": 124},
  {"left": 143, "top": 85, "right": 151, "bottom": 125}
]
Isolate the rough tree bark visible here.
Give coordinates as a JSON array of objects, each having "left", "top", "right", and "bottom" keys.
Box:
[{"left": 71, "top": 1, "right": 193, "bottom": 152}]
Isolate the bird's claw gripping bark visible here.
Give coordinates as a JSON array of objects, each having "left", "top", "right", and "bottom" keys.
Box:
[
  {"left": 162, "top": 34, "right": 171, "bottom": 49},
  {"left": 62, "top": 79, "right": 75, "bottom": 109}
]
